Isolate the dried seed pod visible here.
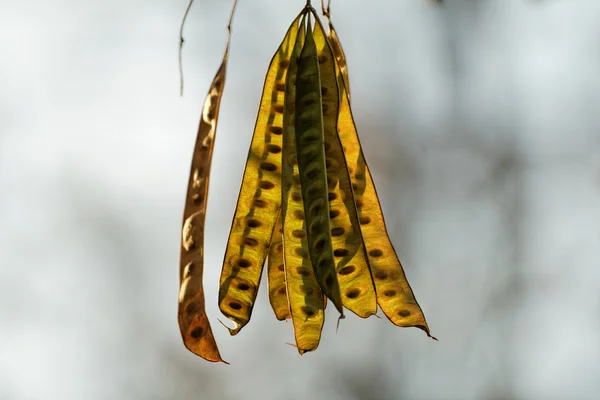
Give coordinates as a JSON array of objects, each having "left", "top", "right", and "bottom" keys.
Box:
[
  {"left": 311, "top": 18, "right": 377, "bottom": 318},
  {"left": 333, "top": 52, "right": 433, "bottom": 338},
  {"left": 266, "top": 211, "right": 291, "bottom": 320},
  {"left": 282, "top": 16, "right": 326, "bottom": 354},
  {"left": 326, "top": 21, "right": 351, "bottom": 99},
  {"left": 218, "top": 14, "right": 302, "bottom": 335},
  {"left": 294, "top": 18, "right": 344, "bottom": 317},
  {"left": 178, "top": 46, "right": 229, "bottom": 363}
]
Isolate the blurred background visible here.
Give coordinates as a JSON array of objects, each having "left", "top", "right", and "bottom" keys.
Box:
[{"left": 1, "top": 0, "right": 600, "bottom": 399}]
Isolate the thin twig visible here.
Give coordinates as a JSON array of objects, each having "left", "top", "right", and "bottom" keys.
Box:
[
  {"left": 221, "top": 0, "right": 238, "bottom": 63},
  {"left": 179, "top": 0, "right": 239, "bottom": 96},
  {"left": 179, "top": 0, "right": 194, "bottom": 96},
  {"left": 227, "top": 0, "right": 239, "bottom": 34}
]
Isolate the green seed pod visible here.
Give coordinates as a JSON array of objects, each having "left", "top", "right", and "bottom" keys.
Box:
[
  {"left": 282, "top": 16, "right": 326, "bottom": 354},
  {"left": 294, "top": 17, "right": 344, "bottom": 317}
]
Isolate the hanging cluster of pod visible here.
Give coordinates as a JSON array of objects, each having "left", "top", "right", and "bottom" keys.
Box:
[{"left": 178, "top": 2, "right": 434, "bottom": 364}]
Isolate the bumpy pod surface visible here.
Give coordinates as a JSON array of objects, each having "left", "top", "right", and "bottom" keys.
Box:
[
  {"left": 266, "top": 211, "right": 291, "bottom": 321},
  {"left": 294, "top": 19, "right": 344, "bottom": 317},
  {"left": 218, "top": 16, "right": 301, "bottom": 335},
  {"left": 332, "top": 42, "right": 433, "bottom": 337},
  {"left": 178, "top": 46, "right": 229, "bottom": 363}
]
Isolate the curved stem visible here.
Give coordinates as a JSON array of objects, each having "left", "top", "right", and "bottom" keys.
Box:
[
  {"left": 222, "top": 0, "right": 239, "bottom": 61},
  {"left": 179, "top": 0, "right": 194, "bottom": 96},
  {"left": 227, "top": 0, "right": 239, "bottom": 34},
  {"left": 179, "top": 0, "right": 239, "bottom": 96}
]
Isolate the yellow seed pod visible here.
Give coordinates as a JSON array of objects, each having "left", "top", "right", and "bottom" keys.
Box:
[
  {"left": 266, "top": 211, "right": 291, "bottom": 320},
  {"left": 282, "top": 16, "right": 326, "bottom": 354},
  {"left": 333, "top": 51, "right": 433, "bottom": 338},
  {"left": 326, "top": 21, "right": 351, "bottom": 99},
  {"left": 178, "top": 45, "right": 230, "bottom": 363},
  {"left": 294, "top": 17, "right": 344, "bottom": 317},
  {"left": 218, "top": 14, "right": 302, "bottom": 335},
  {"left": 312, "top": 17, "right": 377, "bottom": 318}
]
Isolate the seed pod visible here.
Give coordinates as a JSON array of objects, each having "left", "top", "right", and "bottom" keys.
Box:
[
  {"left": 266, "top": 211, "right": 291, "bottom": 320},
  {"left": 218, "top": 14, "right": 302, "bottom": 335},
  {"left": 312, "top": 18, "right": 377, "bottom": 318},
  {"left": 294, "top": 18, "right": 344, "bottom": 317},
  {"left": 282, "top": 16, "right": 326, "bottom": 354},
  {"left": 178, "top": 45, "right": 229, "bottom": 363},
  {"left": 326, "top": 21, "right": 351, "bottom": 100},
  {"left": 334, "top": 54, "right": 433, "bottom": 338}
]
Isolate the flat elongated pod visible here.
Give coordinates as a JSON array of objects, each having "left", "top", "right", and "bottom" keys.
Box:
[
  {"left": 218, "top": 16, "right": 301, "bottom": 335},
  {"left": 334, "top": 63, "right": 433, "bottom": 337},
  {"left": 312, "top": 19, "right": 376, "bottom": 318},
  {"left": 294, "top": 19, "right": 344, "bottom": 317},
  {"left": 178, "top": 46, "right": 229, "bottom": 363},
  {"left": 267, "top": 211, "right": 291, "bottom": 320},
  {"left": 282, "top": 18, "right": 325, "bottom": 353},
  {"left": 326, "top": 21, "right": 351, "bottom": 99}
]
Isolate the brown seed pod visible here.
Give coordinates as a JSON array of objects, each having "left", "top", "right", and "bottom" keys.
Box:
[{"left": 178, "top": 46, "right": 229, "bottom": 363}]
